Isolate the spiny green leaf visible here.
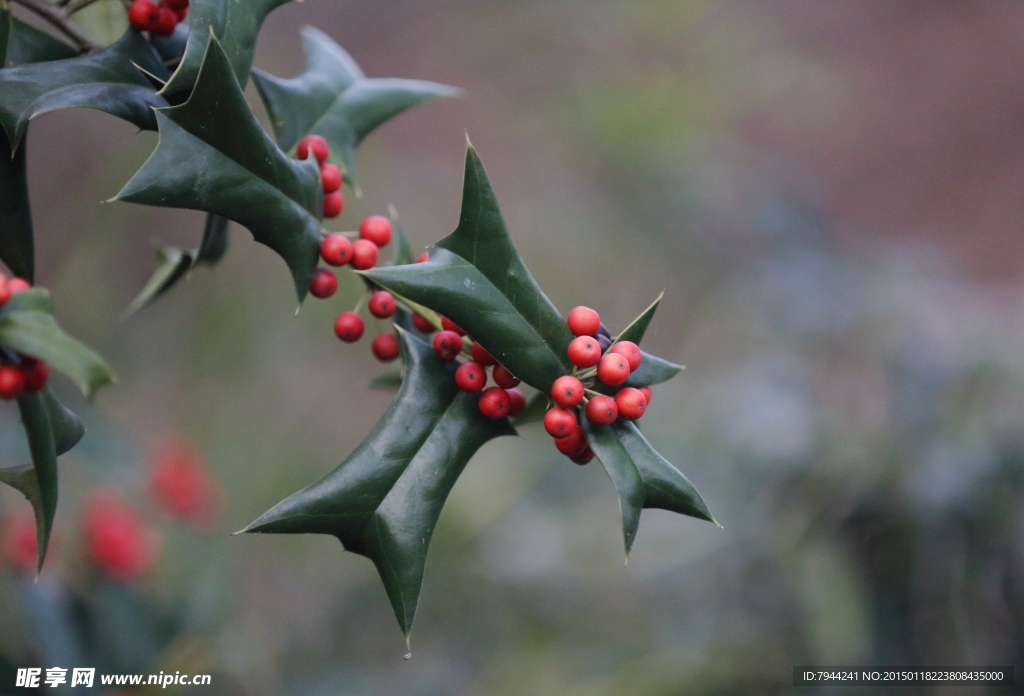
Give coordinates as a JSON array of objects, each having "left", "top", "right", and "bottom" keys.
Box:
[
  {"left": 614, "top": 292, "right": 663, "bottom": 345},
  {"left": 0, "top": 30, "right": 168, "bottom": 149},
  {"left": 363, "top": 143, "right": 574, "bottom": 392},
  {"left": 161, "top": 0, "right": 291, "bottom": 96},
  {"left": 389, "top": 209, "right": 414, "bottom": 267},
  {"left": 0, "top": 289, "right": 114, "bottom": 399},
  {"left": 116, "top": 36, "right": 322, "bottom": 302},
  {"left": 600, "top": 292, "right": 682, "bottom": 389},
  {"left": 0, "top": 129, "right": 32, "bottom": 281},
  {"left": 241, "top": 329, "right": 515, "bottom": 638},
  {"left": 583, "top": 420, "right": 716, "bottom": 556},
  {"left": 253, "top": 27, "right": 459, "bottom": 188}
]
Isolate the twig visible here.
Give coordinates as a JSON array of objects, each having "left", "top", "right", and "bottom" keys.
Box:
[{"left": 10, "top": 0, "right": 101, "bottom": 52}]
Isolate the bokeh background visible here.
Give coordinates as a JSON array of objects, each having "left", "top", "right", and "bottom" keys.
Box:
[{"left": 3, "top": 0, "right": 1024, "bottom": 694}]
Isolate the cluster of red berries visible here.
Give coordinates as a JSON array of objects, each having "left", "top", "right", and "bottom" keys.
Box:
[
  {"left": 295, "top": 135, "right": 345, "bottom": 219},
  {"left": 541, "top": 306, "right": 652, "bottom": 465},
  {"left": 0, "top": 274, "right": 48, "bottom": 400},
  {"left": 308, "top": 216, "right": 399, "bottom": 362},
  {"left": 127, "top": 0, "right": 188, "bottom": 37}
]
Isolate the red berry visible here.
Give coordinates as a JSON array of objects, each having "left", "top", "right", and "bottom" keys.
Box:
[
  {"left": 455, "top": 361, "right": 486, "bottom": 393},
  {"left": 359, "top": 215, "right": 392, "bottom": 247},
  {"left": 149, "top": 436, "right": 218, "bottom": 525},
  {"left": 492, "top": 365, "right": 520, "bottom": 389},
  {"left": 8, "top": 278, "right": 30, "bottom": 293},
  {"left": 0, "top": 365, "right": 24, "bottom": 399},
  {"left": 323, "top": 190, "right": 343, "bottom": 218},
  {"left": 172, "top": 6, "right": 187, "bottom": 21},
  {"left": 609, "top": 341, "right": 642, "bottom": 371},
  {"left": 470, "top": 341, "right": 496, "bottom": 366},
  {"left": 320, "top": 233, "right": 353, "bottom": 266},
  {"left": 162, "top": 0, "right": 188, "bottom": 9},
  {"left": 298, "top": 135, "right": 329, "bottom": 164},
  {"left": 82, "top": 492, "right": 155, "bottom": 581},
  {"left": 334, "top": 312, "right": 364, "bottom": 342},
  {"left": 554, "top": 426, "right": 587, "bottom": 456},
  {"left": 416, "top": 252, "right": 429, "bottom": 263},
  {"left": 371, "top": 334, "right": 400, "bottom": 362},
  {"left": 440, "top": 317, "right": 465, "bottom": 336},
  {"left": 351, "top": 240, "right": 379, "bottom": 270},
  {"left": 507, "top": 387, "right": 526, "bottom": 417},
  {"left": 597, "top": 353, "right": 630, "bottom": 386},
  {"left": 20, "top": 358, "right": 48, "bottom": 393},
  {"left": 412, "top": 313, "right": 434, "bottom": 332},
  {"left": 585, "top": 394, "right": 618, "bottom": 425},
  {"left": 550, "top": 375, "right": 584, "bottom": 408},
  {"left": 639, "top": 386, "right": 652, "bottom": 405},
  {"left": 0, "top": 277, "right": 11, "bottom": 306},
  {"left": 320, "top": 164, "right": 342, "bottom": 193},
  {"left": 615, "top": 387, "right": 647, "bottom": 420},
  {"left": 151, "top": 7, "right": 177, "bottom": 36},
  {"left": 570, "top": 447, "right": 595, "bottom": 465},
  {"left": 127, "top": 0, "right": 160, "bottom": 30},
  {"left": 567, "top": 306, "right": 600, "bottom": 337},
  {"left": 433, "top": 330, "right": 463, "bottom": 360},
  {"left": 309, "top": 268, "right": 337, "bottom": 298},
  {"left": 543, "top": 407, "right": 577, "bottom": 439},
  {"left": 478, "top": 387, "right": 511, "bottom": 419},
  {"left": 567, "top": 336, "right": 601, "bottom": 368},
  {"left": 3, "top": 514, "right": 39, "bottom": 574},
  {"left": 368, "top": 290, "right": 396, "bottom": 318}
]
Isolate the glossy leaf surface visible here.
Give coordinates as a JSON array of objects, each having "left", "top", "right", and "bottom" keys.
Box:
[
  {"left": 252, "top": 27, "right": 458, "bottom": 187},
  {"left": 116, "top": 37, "right": 322, "bottom": 301},
  {"left": 242, "top": 329, "right": 514, "bottom": 637}
]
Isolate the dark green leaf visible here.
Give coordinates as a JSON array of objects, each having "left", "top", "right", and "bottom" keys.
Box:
[
  {"left": 0, "top": 288, "right": 115, "bottom": 398},
  {"left": 150, "top": 24, "right": 188, "bottom": 64},
  {"left": 1, "top": 10, "right": 77, "bottom": 66},
  {"left": 0, "top": 129, "right": 33, "bottom": 281},
  {"left": 0, "top": 30, "right": 169, "bottom": 149},
  {"left": 368, "top": 367, "right": 402, "bottom": 390},
  {"left": 363, "top": 144, "right": 574, "bottom": 392},
  {"left": 583, "top": 420, "right": 716, "bottom": 556},
  {"left": 241, "top": 329, "right": 515, "bottom": 638},
  {"left": 623, "top": 352, "right": 681, "bottom": 388},
  {"left": 161, "top": 0, "right": 291, "bottom": 96},
  {"left": 196, "top": 213, "right": 230, "bottom": 264},
  {"left": 116, "top": 36, "right": 323, "bottom": 301},
  {"left": 388, "top": 208, "right": 414, "bottom": 267},
  {"left": 614, "top": 291, "right": 662, "bottom": 345},
  {"left": 252, "top": 27, "right": 459, "bottom": 188}
]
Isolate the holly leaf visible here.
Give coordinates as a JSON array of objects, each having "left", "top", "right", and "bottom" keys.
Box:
[
  {"left": 601, "top": 292, "right": 682, "bottom": 389},
  {"left": 161, "top": 0, "right": 292, "bottom": 96},
  {"left": 115, "top": 36, "right": 323, "bottom": 302},
  {"left": 363, "top": 143, "right": 574, "bottom": 392},
  {"left": 0, "top": 30, "right": 169, "bottom": 149},
  {"left": 1, "top": 9, "right": 77, "bottom": 67},
  {"left": 0, "top": 288, "right": 115, "bottom": 399},
  {"left": 583, "top": 420, "right": 716, "bottom": 556},
  {"left": 0, "top": 388, "right": 85, "bottom": 573},
  {"left": 252, "top": 27, "right": 459, "bottom": 188},
  {"left": 240, "top": 328, "right": 515, "bottom": 640}
]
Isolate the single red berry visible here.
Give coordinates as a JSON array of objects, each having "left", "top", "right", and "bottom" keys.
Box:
[
  {"left": 550, "top": 375, "right": 584, "bottom": 407},
  {"left": 455, "top": 361, "right": 486, "bottom": 393},
  {"left": 543, "top": 407, "right": 577, "bottom": 439},
  {"left": 440, "top": 317, "right": 465, "bottom": 336},
  {"left": 0, "top": 277, "right": 11, "bottom": 306},
  {"left": 433, "top": 330, "right": 462, "bottom": 360},
  {"left": 320, "top": 164, "right": 342, "bottom": 193},
  {"left": 297, "top": 135, "right": 329, "bottom": 164},
  {"left": 570, "top": 447, "right": 595, "bottom": 465},
  {"left": 507, "top": 387, "right": 526, "bottom": 417},
  {"left": 172, "top": 6, "right": 187, "bottom": 21},
  {"left": 597, "top": 353, "right": 630, "bottom": 386},
  {"left": 585, "top": 394, "right": 618, "bottom": 425},
  {"left": 359, "top": 215, "right": 392, "bottom": 247},
  {"left": 615, "top": 387, "right": 647, "bottom": 420},
  {"left": 478, "top": 387, "right": 511, "bottom": 419},
  {"left": 8, "top": 278, "right": 30, "bottom": 293},
  {"left": 416, "top": 252, "right": 429, "bottom": 263},
  {"left": 20, "top": 358, "right": 48, "bottom": 393},
  {"left": 412, "top": 313, "right": 434, "bottom": 332},
  {"left": 639, "top": 386, "right": 652, "bottom": 405},
  {"left": 3, "top": 514, "right": 39, "bottom": 574},
  {"left": 555, "top": 426, "right": 588, "bottom": 457},
  {"left": 368, "top": 290, "right": 396, "bottom": 318},
  {"left": 82, "top": 492, "right": 155, "bottom": 581},
  {"left": 0, "top": 365, "right": 24, "bottom": 400},
  {"left": 567, "top": 336, "right": 601, "bottom": 368},
  {"left": 323, "top": 190, "right": 344, "bottom": 218},
  {"left": 351, "top": 239, "right": 379, "bottom": 270},
  {"left": 149, "top": 436, "right": 219, "bottom": 526},
  {"left": 151, "top": 7, "right": 177, "bottom": 36},
  {"left": 470, "top": 341, "right": 496, "bottom": 366},
  {"left": 492, "top": 365, "right": 520, "bottom": 389},
  {"left": 334, "top": 312, "right": 364, "bottom": 342},
  {"left": 567, "top": 306, "right": 601, "bottom": 337},
  {"left": 609, "top": 341, "right": 642, "bottom": 371},
  {"left": 309, "top": 268, "right": 337, "bottom": 298},
  {"left": 320, "top": 233, "right": 353, "bottom": 266},
  {"left": 127, "top": 0, "right": 160, "bottom": 30},
  {"left": 371, "top": 334, "right": 400, "bottom": 362}
]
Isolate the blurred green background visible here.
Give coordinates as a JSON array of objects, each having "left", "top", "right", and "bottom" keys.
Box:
[{"left": 3, "top": 0, "right": 1024, "bottom": 694}]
